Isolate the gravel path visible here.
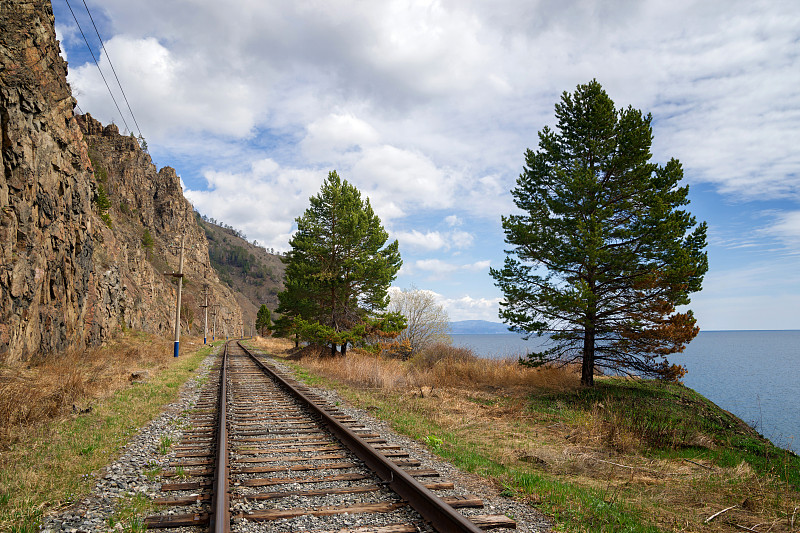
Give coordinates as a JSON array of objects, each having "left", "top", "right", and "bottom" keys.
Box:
[{"left": 39, "top": 344, "right": 552, "bottom": 532}]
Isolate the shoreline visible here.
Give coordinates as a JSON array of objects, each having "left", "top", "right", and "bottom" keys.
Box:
[{"left": 451, "top": 332, "right": 799, "bottom": 454}]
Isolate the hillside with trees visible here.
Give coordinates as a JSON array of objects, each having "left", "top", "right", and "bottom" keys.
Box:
[{"left": 195, "top": 212, "right": 285, "bottom": 329}]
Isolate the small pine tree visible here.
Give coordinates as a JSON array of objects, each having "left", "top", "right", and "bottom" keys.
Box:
[
  {"left": 95, "top": 183, "right": 112, "bottom": 228},
  {"left": 256, "top": 304, "right": 272, "bottom": 336},
  {"left": 277, "top": 171, "right": 402, "bottom": 356},
  {"left": 141, "top": 228, "right": 154, "bottom": 258}
]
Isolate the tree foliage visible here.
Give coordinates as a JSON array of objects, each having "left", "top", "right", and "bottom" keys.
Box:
[
  {"left": 387, "top": 286, "right": 451, "bottom": 358},
  {"left": 141, "top": 228, "right": 154, "bottom": 258},
  {"left": 256, "top": 304, "right": 272, "bottom": 336},
  {"left": 277, "top": 171, "right": 403, "bottom": 355},
  {"left": 490, "top": 80, "right": 708, "bottom": 386}
]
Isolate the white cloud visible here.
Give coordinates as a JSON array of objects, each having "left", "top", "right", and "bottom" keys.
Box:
[
  {"left": 763, "top": 211, "right": 800, "bottom": 251},
  {"left": 395, "top": 230, "right": 447, "bottom": 252},
  {"left": 64, "top": 0, "right": 800, "bottom": 209},
  {"left": 185, "top": 158, "right": 323, "bottom": 251},
  {"left": 69, "top": 35, "right": 263, "bottom": 139},
  {"left": 464, "top": 260, "right": 491, "bottom": 272},
  {"left": 412, "top": 258, "right": 491, "bottom": 279},
  {"left": 439, "top": 294, "right": 502, "bottom": 322},
  {"left": 389, "top": 286, "right": 501, "bottom": 322},
  {"left": 301, "top": 112, "right": 380, "bottom": 163},
  {"left": 54, "top": 25, "right": 71, "bottom": 61},
  {"left": 394, "top": 229, "right": 474, "bottom": 252},
  {"left": 445, "top": 215, "right": 462, "bottom": 227}
]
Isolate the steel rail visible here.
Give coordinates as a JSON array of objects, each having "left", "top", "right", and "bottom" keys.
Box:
[
  {"left": 209, "top": 342, "right": 230, "bottom": 532},
  {"left": 237, "top": 341, "right": 483, "bottom": 533}
]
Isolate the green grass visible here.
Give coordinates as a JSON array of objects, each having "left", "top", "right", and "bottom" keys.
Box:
[
  {"left": 362, "top": 389, "right": 662, "bottom": 533},
  {"left": 528, "top": 378, "right": 800, "bottom": 488},
  {"left": 282, "top": 362, "right": 661, "bottom": 532},
  {"left": 0, "top": 341, "right": 220, "bottom": 531},
  {"left": 106, "top": 493, "right": 153, "bottom": 532},
  {"left": 159, "top": 435, "right": 174, "bottom": 454},
  {"left": 280, "top": 358, "right": 799, "bottom": 533}
]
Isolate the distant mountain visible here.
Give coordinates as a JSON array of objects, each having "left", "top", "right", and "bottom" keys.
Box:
[{"left": 449, "top": 320, "right": 513, "bottom": 334}]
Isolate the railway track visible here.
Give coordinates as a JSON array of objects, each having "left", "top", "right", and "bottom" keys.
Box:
[{"left": 143, "top": 340, "right": 517, "bottom": 532}]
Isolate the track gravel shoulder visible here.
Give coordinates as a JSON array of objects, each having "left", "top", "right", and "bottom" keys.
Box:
[
  {"left": 39, "top": 347, "right": 220, "bottom": 533},
  {"left": 38, "top": 343, "right": 552, "bottom": 532},
  {"left": 253, "top": 350, "right": 552, "bottom": 533}
]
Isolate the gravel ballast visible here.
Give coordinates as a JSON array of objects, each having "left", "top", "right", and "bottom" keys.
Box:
[{"left": 40, "top": 344, "right": 552, "bottom": 532}]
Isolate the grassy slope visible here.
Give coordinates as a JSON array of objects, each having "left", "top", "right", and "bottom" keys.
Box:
[
  {"left": 248, "top": 338, "right": 800, "bottom": 533},
  {"left": 0, "top": 334, "right": 219, "bottom": 532}
]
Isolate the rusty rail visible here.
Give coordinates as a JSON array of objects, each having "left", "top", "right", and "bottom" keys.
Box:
[
  {"left": 237, "top": 341, "right": 483, "bottom": 533},
  {"left": 210, "top": 342, "right": 230, "bottom": 532}
]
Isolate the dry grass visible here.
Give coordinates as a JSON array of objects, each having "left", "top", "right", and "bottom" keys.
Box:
[
  {"left": 249, "top": 336, "right": 800, "bottom": 533},
  {"left": 250, "top": 337, "right": 580, "bottom": 393},
  {"left": 0, "top": 332, "right": 214, "bottom": 531},
  {"left": 0, "top": 332, "right": 196, "bottom": 446}
]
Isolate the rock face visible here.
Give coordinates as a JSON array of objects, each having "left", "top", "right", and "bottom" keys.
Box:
[{"left": 0, "top": 0, "right": 244, "bottom": 362}]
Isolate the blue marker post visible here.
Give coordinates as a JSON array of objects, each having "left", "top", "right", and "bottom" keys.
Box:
[{"left": 169, "top": 232, "right": 186, "bottom": 357}]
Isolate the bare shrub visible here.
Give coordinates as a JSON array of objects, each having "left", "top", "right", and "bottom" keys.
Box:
[
  {"left": 387, "top": 287, "right": 451, "bottom": 357},
  {"left": 410, "top": 342, "right": 476, "bottom": 369}
]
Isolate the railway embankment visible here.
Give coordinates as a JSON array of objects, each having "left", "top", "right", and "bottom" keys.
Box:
[
  {"left": 252, "top": 337, "right": 800, "bottom": 533},
  {"left": 2, "top": 335, "right": 797, "bottom": 532}
]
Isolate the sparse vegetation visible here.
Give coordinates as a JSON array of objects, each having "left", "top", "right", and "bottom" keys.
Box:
[
  {"left": 88, "top": 152, "right": 113, "bottom": 228},
  {"left": 95, "top": 182, "right": 112, "bottom": 228},
  {"left": 0, "top": 334, "right": 217, "bottom": 531},
  {"left": 248, "top": 337, "right": 800, "bottom": 533},
  {"left": 141, "top": 228, "right": 154, "bottom": 257},
  {"left": 159, "top": 435, "right": 173, "bottom": 455},
  {"left": 195, "top": 211, "right": 284, "bottom": 312},
  {"left": 106, "top": 493, "right": 153, "bottom": 532}
]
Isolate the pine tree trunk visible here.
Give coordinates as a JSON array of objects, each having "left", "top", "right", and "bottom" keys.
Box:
[
  {"left": 581, "top": 325, "right": 595, "bottom": 387},
  {"left": 340, "top": 343, "right": 347, "bottom": 357},
  {"left": 331, "top": 343, "right": 337, "bottom": 357}
]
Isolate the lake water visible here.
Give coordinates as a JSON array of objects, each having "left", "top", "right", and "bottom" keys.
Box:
[{"left": 451, "top": 331, "right": 800, "bottom": 453}]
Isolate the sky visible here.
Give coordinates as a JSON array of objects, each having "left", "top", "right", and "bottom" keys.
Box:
[{"left": 52, "top": 0, "right": 800, "bottom": 330}]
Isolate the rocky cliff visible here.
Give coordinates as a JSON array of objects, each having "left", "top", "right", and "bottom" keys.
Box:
[{"left": 0, "top": 0, "right": 244, "bottom": 362}]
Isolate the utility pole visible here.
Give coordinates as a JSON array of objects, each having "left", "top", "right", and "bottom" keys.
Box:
[
  {"left": 199, "top": 263, "right": 210, "bottom": 344},
  {"left": 211, "top": 304, "right": 218, "bottom": 342},
  {"left": 167, "top": 228, "right": 186, "bottom": 357}
]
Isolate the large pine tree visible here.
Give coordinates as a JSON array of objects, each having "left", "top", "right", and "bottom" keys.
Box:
[
  {"left": 491, "top": 81, "right": 708, "bottom": 386},
  {"left": 277, "top": 171, "right": 402, "bottom": 355}
]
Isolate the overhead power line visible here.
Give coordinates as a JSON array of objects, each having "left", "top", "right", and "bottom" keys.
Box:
[
  {"left": 63, "top": 0, "right": 131, "bottom": 134},
  {"left": 80, "top": 0, "right": 143, "bottom": 138}
]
